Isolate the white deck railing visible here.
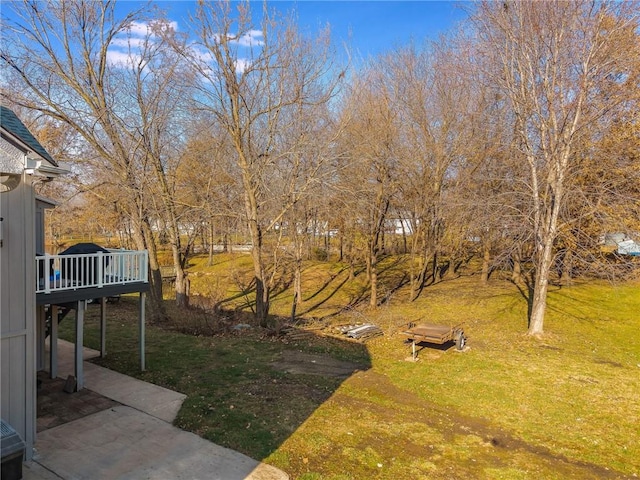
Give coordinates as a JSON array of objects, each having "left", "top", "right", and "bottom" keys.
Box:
[{"left": 36, "top": 250, "right": 148, "bottom": 294}]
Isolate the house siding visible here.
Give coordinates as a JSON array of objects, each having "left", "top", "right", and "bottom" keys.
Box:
[
  {"left": 0, "top": 172, "right": 36, "bottom": 459},
  {"left": 35, "top": 203, "right": 45, "bottom": 254}
]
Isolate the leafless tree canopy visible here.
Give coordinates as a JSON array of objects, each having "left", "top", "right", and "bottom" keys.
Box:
[{"left": 2, "top": 0, "right": 638, "bottom": 331}]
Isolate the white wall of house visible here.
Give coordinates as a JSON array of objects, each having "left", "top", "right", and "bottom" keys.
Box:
[{"left": 1, "top": 163, "right": 37, "bottom": 459}]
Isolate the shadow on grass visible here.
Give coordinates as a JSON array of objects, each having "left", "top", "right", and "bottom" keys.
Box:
[
  {"left": 404, "top": 338, "right": 461, "bottom": 355},
  {"left": 303, "top": 266, "right": 348, "bottom": 302},
  {"left": 53, "top": 277, "right": 640, "bottom": 479},
  {"left": 58, "top": 298, "right": 373, "bottom": 465},
  {"left": 300, "top": 270, "right": 353, "bottom": 316}
]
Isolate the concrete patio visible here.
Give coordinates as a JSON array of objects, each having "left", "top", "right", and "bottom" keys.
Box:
[{"left": 23, "top": 340, "right": 288, "bottom": 480}]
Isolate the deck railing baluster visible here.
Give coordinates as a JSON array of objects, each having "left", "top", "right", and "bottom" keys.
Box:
[{"left": 35, "top": 250, "right": 148, "bottom": 294}]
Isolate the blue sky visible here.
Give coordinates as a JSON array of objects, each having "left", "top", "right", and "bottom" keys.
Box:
[
  {"left": 151, "top": 1, "right": 469, "bottom": 59},
  {"left": 273, "top": 1, "right": 469, "bottom": 58}
]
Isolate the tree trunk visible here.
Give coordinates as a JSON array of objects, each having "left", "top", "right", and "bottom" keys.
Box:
[
  {"left": 481, "top": 243, "right": 491, "bottom": 284},
  {"left": 248, "top": 214, "right": 269, "bottom": 327},
  {"left": 174, "top": 272, "right": 190, "bottom": 308},
  {"left": 171, "top": 242, "right": 189, "bottom": 308},
  {"left": 135, "top": 222, "right": 166, "bottom": 323},
  {"left": 560, "top": 249, "right": 573, "bottom": 285},
  {"left": 432, "top": 251, "right": 439, "bottom": 283},
  {"left": 402, "top": 223, "right": 408, "bottom": 254},
  {"left": 324, "top": 231, "right": 330, "bottom": 258},
  {"left": 414, "top": 248, "right": 432, "bottom": 300},
  {"left": 254, "top": 274, "right": 270, "bottom": 328},
  {"left": 408, "top": 226, "right": 423, "bottom": 301},
  {"left": 294, "top": 258, "right": 303, "bottom": 306},
  {"left": 528, "top": 241, "right": 554, "bottom": 335},
  {"left": 290, "top": 290, "right": 298, "bottom": 324},
  {"left": 147, "top": 267, "right": 164, "bottom": 318},
  {"left": 291, "top": 234, "right": 303, "bottom": 320},
  {"left": 529, "top": 278, "right": 547, "bottom": 336},
  {"left": 409, "top": 270, "right": 417, "bottom": 302},
  {"left": 208, "top": 222, "right": 215, "bottom": 266},
  {"left": 369, "top": 252, "right": 378, "bottom": 308},
  {"left": 511, "top": 250, "right": 523, "bottom": 283}
]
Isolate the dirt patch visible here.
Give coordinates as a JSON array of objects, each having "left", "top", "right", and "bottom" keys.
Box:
[
  {"left": 244, "top": 379, "right": 333, "bottom": 405},
  {"left": 271, "top": 350, "right": 366, "bottom": 378}
]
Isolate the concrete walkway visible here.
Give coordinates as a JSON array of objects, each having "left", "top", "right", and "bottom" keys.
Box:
[{"left": 24, "top": 340, "right": 289, "bottom": 480}]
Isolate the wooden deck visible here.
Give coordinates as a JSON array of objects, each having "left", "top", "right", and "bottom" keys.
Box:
[
  {"left": 35, "top": 249, "right": 149, "bottom": 390},
  {"left": 36, "top": 250, "right": 148, "bottom": 304}
]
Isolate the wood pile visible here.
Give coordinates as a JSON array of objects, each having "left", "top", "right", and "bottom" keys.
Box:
[
  {"left": 280, "top": 325, "right": 317, "bottom": 340},
  {"left": 280, "top": 322, "right": 383, "bottom": 343}
]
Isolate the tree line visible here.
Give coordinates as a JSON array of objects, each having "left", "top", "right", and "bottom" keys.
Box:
[{"left": 2, "top": 0, "right": 638, "bottom": 334}]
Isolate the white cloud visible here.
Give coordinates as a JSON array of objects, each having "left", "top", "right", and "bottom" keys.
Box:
[
  {"left": 212, "top": 30, "right": 264, "bottom": 47},
  {"left": 107, "top": 19, "right": 178, "bottom": 68},
  {"left": 127, "top": 21, "right": 151, "bottom": 37},
  {"left": 125, "top": 20, "right": 179, "bottom": 38},
  {"left": 106, "top": 50, "right": 141, "bottom": 67},
  {"left": 153, "top": 20, "right": 179, "bottom": 36},
  {"left": 186, "top": 43, "right": 215, "bottom": 64},
  {"left": 233, "top": 29, "right": 264, "bottom": 47},
  {"left": 187, "top": 42, "right": 252, "bottom": 75},
  {"left": 110, "top": 37, "right": 146, "bottom": 49},
  {"left": 234, "top": 58, "right": 251, "bottom": 73}
]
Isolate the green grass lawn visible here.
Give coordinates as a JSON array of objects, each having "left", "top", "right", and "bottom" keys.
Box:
[{"left": 61, "top": 256, "right": 640, "bottom": 479}]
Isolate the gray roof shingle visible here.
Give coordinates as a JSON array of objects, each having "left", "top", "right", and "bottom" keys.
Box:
[{"left": 0, "top": 106, "right": 58, "bottom": 166}]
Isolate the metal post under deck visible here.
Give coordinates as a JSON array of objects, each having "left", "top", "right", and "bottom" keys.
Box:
[
  {"left": 139, "top": 292, "right": 146, "bottom": 371},
  {"left": 49, "top": 305, "right": 58, "bottom": 379},
  {"left": 75, "top": 300, "right": 85, "bottom": 390},
  {"left": 100, "top": 297, "right": 107, "bottom": 358}
]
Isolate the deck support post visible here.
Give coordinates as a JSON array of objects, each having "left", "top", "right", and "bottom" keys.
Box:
[
  {"left": 75, "top": 300, "right": 85, "bottom": 390},
  {"left": 100, "top": 297, "right": 107, "bottom": 358},
  {"left": 139, "top": 292, "right": 146, "bottom": 371},
  {"left": 412, "top": 340, "right": 416, "bottom": 361},
  {"left": 50, "top": 305, "right": 58, "bottom": 379}
]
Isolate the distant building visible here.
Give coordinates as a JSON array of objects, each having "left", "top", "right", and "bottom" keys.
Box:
[
  {"left": 601, "top": 232, "right": 628, "bottom": 247},
  {"left": 600, "top": 232, "right": 640, "bottom": 256},
  {"left": 617, "top": 239, "right": 640, "bottom": 256}
]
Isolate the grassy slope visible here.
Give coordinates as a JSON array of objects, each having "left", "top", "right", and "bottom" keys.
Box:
[{"left": 64, "top": 254, "right": 640, "bottom": 479}]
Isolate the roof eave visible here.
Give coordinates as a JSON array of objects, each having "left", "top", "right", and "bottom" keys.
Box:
[{"left": 25, "top": 158, "right": 70, "bottom": 179}]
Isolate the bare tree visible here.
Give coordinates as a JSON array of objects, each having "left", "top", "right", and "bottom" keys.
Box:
[
  {"left": 1, "top": 0, "right": 194, "bottom": 319},
  {"left": 175, "top": 1, "right": 342, "bottom": 326},
  {"left": 386, "top": 40, "right": 478, "bottom": 300},
  {"left": 126, "top": 23, "right": 197, "bottom": 308},
  {"left": 473, "top": 0, "right": 640, "bottom": 334},
  {"left": 282, "top": 106, "right": 338, "bottom": 320},
  {"left": 558, "top": 105, "right": 640, "bottom": 282},
  {"left": 176, "top": 122, "right": 245, "bottom": 265},
  {"left": 337, "top": 68, "right": 399, "bottom": 307}
]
